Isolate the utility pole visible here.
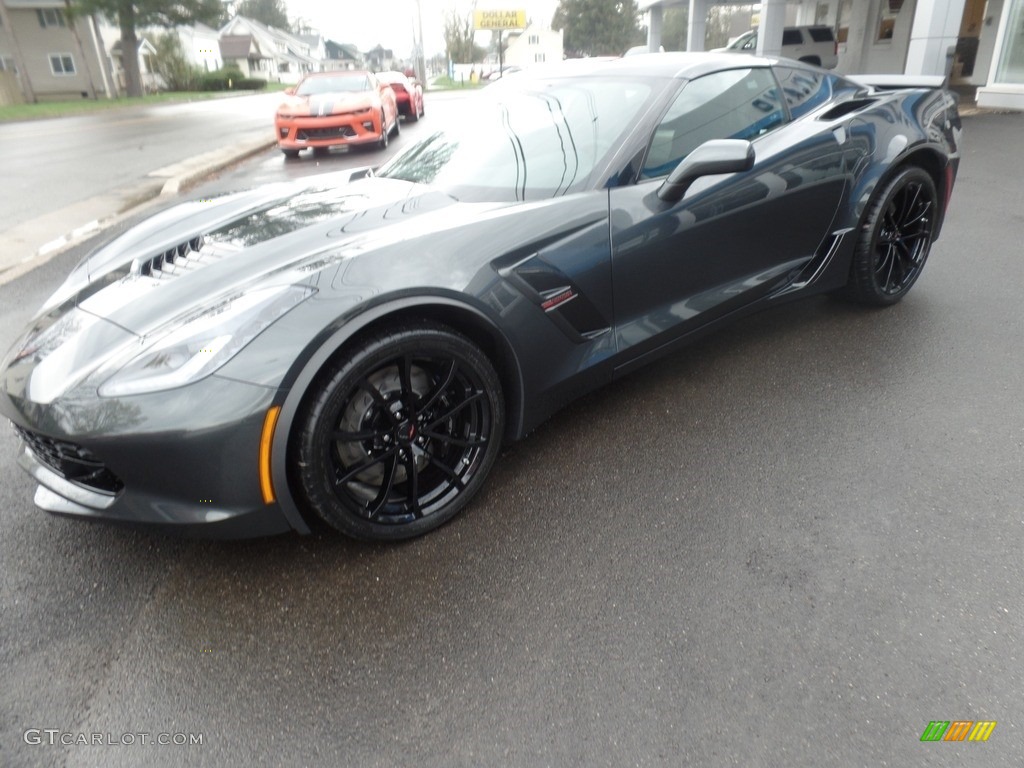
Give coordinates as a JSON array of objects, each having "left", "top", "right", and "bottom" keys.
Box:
[{"left": 415, "top": 0, "right": 427, "bottom": 83}]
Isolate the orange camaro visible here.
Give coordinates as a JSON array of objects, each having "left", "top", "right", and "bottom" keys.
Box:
[{"left": 275, "top": 71, "right": 400, "bottom": 158}]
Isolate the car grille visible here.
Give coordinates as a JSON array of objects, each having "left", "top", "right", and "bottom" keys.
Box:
[
  {"left": 298, "top": 126, "right": 357, "bottom": 140},
  {"left": 13, "top": 424, "right": 124, "bottom": 494}
]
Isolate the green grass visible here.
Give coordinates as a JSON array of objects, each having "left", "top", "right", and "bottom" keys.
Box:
[
  {"left": 428, "top": 75, "right": 487, "bottom": 91},
  {"left": 0, "top": 89, "right": 278, "bottom": 122}
]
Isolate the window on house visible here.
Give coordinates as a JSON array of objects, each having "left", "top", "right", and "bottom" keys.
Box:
[
  {"left": 529, "top": 34, "right": 539, "bottom": 44},
  {"left": 37, "top": 8, "right": 66, "bottom": 28},
  {"left": 534, "top": 53, "right": 545, "bottom": 63},
  {"left": 0, "top": 57, "right": 18, "bottom": 73},
  {"left": 49, "top": 54, "right": 76, "bottom": 76}
]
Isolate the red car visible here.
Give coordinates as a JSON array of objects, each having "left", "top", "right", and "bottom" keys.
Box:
[
  {"left": 376, "top": 71, "right": 425, "bottom": 122},
  {"left": 275, "top": 71, "right": 400, "bottom": 158}
]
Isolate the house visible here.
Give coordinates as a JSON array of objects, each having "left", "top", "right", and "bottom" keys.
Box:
[
  {"left": 502, "top": 23, "right": 564, "bottom": 68},
  {"left": 219, "top": 15, "right": 320, "bottom": 83},
  {"left": 218, "top": 34, "right": 268, "bottom": 79},
  {"left": 109, "top": 36, "right": 161, "bottom": 93},
  {"left": 93, "top": 17, "right": 225, "bottom": 95},
  {"left": 324, "top": 39, "right": 362, "bottom": 71},
  {"left": 0, "top": 0, "right": 113, "bottom": 102},
  {"left": 365, "top": 44, "right": 394, "bottom": 72}
]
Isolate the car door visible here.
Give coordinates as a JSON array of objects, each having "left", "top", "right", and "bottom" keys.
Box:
[{"left": 609, "top": 66, "right": 848, "bottom": 367}]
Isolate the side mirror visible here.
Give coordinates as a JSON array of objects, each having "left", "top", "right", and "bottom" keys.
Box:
[{"left": 657, "top": 139, "right": 755, "bottom": 203}]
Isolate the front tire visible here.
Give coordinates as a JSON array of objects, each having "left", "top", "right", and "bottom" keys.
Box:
[
  {"left": 377, "top": 110, "right": 389, "bottom": 149},
  {"left": 292, "top": 323, "right": 505, "bottom": 541},
  {"left": 844, "top": 167, "right": 937, "bottom": 305}
]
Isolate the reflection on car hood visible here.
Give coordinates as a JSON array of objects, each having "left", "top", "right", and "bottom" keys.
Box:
[{"left": 42, "top": 171, "right": 478, "bottom": 336}]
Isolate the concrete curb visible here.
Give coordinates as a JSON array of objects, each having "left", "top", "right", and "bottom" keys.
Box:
[{"left": 0, "top": 135, "right": 276, "bottom": 288}]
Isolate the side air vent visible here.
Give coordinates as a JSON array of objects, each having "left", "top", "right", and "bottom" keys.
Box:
[{"left": 818, "top": 98, "right": 877, "bottom": 120}]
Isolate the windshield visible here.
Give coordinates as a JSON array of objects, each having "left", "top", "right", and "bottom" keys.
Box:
[
  {"left": 727, "top": 31, "right": 756, "bottom": 50},
  {"left": 376, "top": 76, "right": 656, "bottom": 202},
  {"left": 296, "top": 74, "right": 371, "bottom": 96}
]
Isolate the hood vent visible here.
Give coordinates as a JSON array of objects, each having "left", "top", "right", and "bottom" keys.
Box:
[{"left": 132, "top": 235, "right": 241, "bottom": 280}]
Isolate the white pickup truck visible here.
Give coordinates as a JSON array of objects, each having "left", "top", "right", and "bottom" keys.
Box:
[{"left": 718, "top": 25, "right": 839, "bottom": 69}]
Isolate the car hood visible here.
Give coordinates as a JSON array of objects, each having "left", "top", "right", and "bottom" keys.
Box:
[
  {"left": 40, "top": 170, "right": 473, "bottom": 334},
  {"left": 0, "top": 171, "right": 496, "bottom": 405},
  {"left": 278, "top": 92, "right": 375, "bottom": 116}
]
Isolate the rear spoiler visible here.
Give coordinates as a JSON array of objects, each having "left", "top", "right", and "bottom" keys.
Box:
[{"left": 847, "top": 74, "right": 947, "bottom": 91}]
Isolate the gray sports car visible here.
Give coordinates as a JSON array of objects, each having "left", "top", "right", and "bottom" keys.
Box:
[{"left": 0, "top": 54, "right": 961, "bottom": 540}]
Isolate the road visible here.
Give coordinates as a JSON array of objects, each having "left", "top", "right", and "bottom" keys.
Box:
[
  {"left": 0, "top": 91, "right": 472, "bottom": 282},
  {"left": 1, "top": 108, "right": 1023, "bottom": 767}
]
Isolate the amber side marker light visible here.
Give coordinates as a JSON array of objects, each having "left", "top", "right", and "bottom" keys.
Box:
[{"left": 259, "top": 406, "right": 282, "bottom": 504}]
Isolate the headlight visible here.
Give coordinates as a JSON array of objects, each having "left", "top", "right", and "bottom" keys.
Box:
[{"left": 98, "top": 285, "right": 314, "bottom": 397}]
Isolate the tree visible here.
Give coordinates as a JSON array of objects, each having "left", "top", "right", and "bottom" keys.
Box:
[
  {"left": 552, "top": 0, "right": 644, "bottom": 57},
  {"left": 236, "top": 0, "right": 290, "bottom": 31},
  {"left": 72, "top": 0, "right": 222, "bottom": 98},
  {"left": 153, "top": 32, "right": 198, "bottom": 91},
  {"left": 443, "top": 8, "right": 485, "bottom": 63},
  {"left": 662, "top": 4, "right": 689, "bottom": 51}
]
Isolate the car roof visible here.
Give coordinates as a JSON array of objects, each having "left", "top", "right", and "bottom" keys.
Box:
[{"left": 516, "top": 52, "right": 774, "bottom": 82}]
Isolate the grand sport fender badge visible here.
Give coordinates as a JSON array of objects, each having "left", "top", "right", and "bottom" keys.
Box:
[{"left": 540, "top": 288, "right": 577, "bottom": 312}]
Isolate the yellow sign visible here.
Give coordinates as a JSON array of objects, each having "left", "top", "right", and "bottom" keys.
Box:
[{"left": 473, "top": 9, "right": 527, "bottom": 30}]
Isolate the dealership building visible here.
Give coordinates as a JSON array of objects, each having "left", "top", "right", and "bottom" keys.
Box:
[{"left": 640, "top": 0, "right": 1024, "bottom": 110}]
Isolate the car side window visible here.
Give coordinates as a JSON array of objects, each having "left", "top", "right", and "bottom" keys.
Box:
[
  {"left": 773, "top": 66, "right": 838, "bottom": 119},
  {"left": 782, "top": 29, "right": 803, "bottom": 46},
  {"left": 641, "top": 68, "right": 785, "bottom": 179}
]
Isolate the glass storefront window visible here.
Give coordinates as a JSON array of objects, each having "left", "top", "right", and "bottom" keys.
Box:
[{"left": 995, "top": 0, "right": 1024, "bottom": 83}]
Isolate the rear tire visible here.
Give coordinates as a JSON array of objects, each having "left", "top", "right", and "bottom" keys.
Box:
[
  {"left": 292, "top": 323, "right": 505, "bottom": 541},
  {"left": 843, "top": 167, "right": 937, "bottom": 305}
]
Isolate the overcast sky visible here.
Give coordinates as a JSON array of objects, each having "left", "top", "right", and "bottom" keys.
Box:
[{"left": 287, "top": 0, "right": 561, "bottom": 60}]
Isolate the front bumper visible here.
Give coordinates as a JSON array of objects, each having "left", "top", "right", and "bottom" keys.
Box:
[
  {"left": 2, "top": 374, "right": 298, "bottom": 538},
  {"left": 276, "top": 111, "right": 382, "bottom": 150}
]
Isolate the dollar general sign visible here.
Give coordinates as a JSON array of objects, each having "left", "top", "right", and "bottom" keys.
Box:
[{"left": 473, "top": 9, "right": 527, "bottom": 30}]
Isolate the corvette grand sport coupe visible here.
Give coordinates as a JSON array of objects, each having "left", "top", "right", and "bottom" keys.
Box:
[
  {"left": 1, "top": 54, "right": 961, "bottom": 540},
  {"left": 275, "top": 70, "right": 400, "bottom": 158}
]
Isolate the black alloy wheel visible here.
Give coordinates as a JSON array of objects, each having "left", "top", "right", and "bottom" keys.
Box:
[
  {"left": 845, "top": 166, "right": 937, "bottom": 305},
  {"left": 293, "top": 323, "right": 505, "bottom": 540}
]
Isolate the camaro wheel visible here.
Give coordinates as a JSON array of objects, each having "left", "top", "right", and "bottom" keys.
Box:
[
  {"left": 378, "top": 111, "right": 389, "bottom": 149},
  {"left": 293, "top": 323, "right": 505, "bottom": 540},
  {"left": 845, "top": 167, "right": 937, "bottom": 305},
  {"left": 282, "top": 149, "right": 300, "bottom": 159}
]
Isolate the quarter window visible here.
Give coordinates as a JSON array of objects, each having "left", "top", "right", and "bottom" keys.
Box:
[
  {"left": 49, "top": 54, "right": 75, "bottom": 76},
  {"left": 642, "top": 68, "right": 785, "bottom": 179}
]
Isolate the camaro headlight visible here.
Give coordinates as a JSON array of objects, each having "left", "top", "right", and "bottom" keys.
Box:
[{"left": 98, "top": 285, "right": 314, "bottom": 397}]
